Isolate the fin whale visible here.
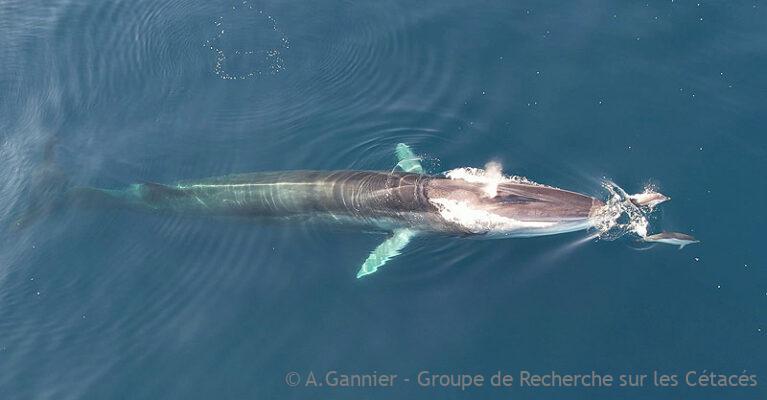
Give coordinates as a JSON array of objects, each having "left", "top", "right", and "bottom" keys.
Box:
[{"left": 67, "top": 144, "right": 696, "bottom": 277}]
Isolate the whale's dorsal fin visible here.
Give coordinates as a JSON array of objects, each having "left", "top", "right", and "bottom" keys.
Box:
[
  {"left": 356, "top": 228, "right": 416, "bottom": 278},
  {"left": 394, "top": 143, "right": 423, "bottom": 173}
]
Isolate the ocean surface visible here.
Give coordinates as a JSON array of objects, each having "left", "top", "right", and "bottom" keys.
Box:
[{"left": 1, "top": 0, "right": 765, "bottom": 399}]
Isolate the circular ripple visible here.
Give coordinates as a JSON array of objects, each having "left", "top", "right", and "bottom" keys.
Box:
[{"left": 205, "top": 1, "right": 290, "bottom": 80}]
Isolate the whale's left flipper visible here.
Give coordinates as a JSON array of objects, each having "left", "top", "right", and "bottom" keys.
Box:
[
  {"left": 394, "top": 143, "right": 423, "bottom": 173},
  {"left": 356, "top": 228, "right": 416, "bottom": 278}
]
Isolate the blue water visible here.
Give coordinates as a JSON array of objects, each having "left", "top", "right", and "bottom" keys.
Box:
[{"left": 1, "top": 0, "right": 765, "bottom": 399}]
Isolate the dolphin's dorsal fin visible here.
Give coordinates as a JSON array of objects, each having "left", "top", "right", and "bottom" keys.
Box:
[
  {"left": 394, "top": 143, "right": 424, "bottom": 173},
  {"left": 356, "top": 229, "right": 416, "bottom": 278}
]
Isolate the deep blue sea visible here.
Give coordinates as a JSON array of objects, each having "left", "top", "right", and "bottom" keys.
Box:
[{"left": 1, "top": 0, "right": 765, "bottom": 399}]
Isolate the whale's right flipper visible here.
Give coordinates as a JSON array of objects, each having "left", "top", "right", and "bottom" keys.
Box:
[
  {"left": 394, "top": 143, "right": 423, "bottom": 173},
  {"left": 356, "top": 228, "right": 416, "bottom": 278}
]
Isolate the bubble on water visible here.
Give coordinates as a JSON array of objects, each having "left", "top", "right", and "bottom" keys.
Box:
[{"left": 205, "top": 1, "right": 290, "bottom": 80}]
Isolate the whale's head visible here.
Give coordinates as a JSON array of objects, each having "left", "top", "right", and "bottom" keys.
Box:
[{"left": 425, "top": 178, "right": 603, "bottom": 237}]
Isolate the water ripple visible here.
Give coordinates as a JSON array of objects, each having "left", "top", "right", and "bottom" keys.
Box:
[{"left": 0, "top": 1, "right": 520, "bottom": 396}]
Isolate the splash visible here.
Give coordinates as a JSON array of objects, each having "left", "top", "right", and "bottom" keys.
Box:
[
  {"left": 439, "top": 165, "right": 661, "bottom": 242},
  {"left": 628, "top": 184, "right": 669, "bottom": 211},
  {"left": 436, "top": 163, "right": 558, "bottom": 234},
  {"left": 443, "top": 162, "right": 553, "bottom": 197},
  {"left": 590, "top": 180, "right": 652, "bottom": 240}
]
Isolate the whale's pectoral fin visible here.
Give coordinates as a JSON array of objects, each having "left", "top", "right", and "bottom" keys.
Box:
[
  {"left": 356, "top": 229, "right": 416, "bottom": 278},
  {"left": 394, "top": 143, "right": 424, "bottom": 174}
]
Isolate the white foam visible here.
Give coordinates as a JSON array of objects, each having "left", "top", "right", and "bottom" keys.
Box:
[
  {"left": 443, "top": 162, "right": 550, "bottom": 199},
  {"left": 590, "top": 180, "right": 651, "bottom": 240},
  {"left": 431, "top": 198, "right": 555, "bottom": 234},
  {"left": 628, "top": 186, "right": 668, "bottom": 211}
]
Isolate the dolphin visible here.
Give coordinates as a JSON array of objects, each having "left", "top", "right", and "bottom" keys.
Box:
[
  {"left": 629, "top": 191, "right": 669, "bottom": 210},
  {"left": 70, "top": 144, "right": 613, "bottom": 277},
  {"left": 643, "top": 232, "right": 700, "bottom": 249}
]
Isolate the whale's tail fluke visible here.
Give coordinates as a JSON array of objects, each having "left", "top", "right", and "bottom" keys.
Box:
[
  {"left": 9, "top": 139, "right": 155, "bottom": 229},
  {"left": 10, "top": 138, "right": 70, "bottom": 230}
]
